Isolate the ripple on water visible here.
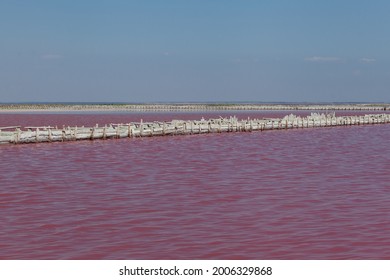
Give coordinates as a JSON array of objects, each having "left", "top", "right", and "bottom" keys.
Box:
[{"left": 1, "top": 112, "right": 390, "bottom": 259}]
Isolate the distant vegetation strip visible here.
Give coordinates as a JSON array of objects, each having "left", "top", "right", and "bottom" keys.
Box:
[{"left": 0, "top": 103, "right": 389, "bottom": 111}]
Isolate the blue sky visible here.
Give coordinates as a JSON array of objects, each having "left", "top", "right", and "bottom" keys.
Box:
[{"left": 1, "top": 0, "right": 389, "bottom": 103}]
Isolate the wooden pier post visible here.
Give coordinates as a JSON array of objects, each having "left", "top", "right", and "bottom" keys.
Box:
[
  {"left": 140, "top": 119, "right": 143, "bottom": 137},
  {"left": 16, "top": 128, "right": 21, "bottom": 144}
]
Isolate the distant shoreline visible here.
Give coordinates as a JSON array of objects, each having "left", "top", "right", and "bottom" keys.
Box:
[{"left": 0, "top": 103, "right": 389, "bottom": 112}]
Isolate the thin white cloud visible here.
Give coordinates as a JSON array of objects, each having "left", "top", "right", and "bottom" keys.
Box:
[
  {"left": 359, "top": 58, "right": 376, "bottom": 63},
  {"left": 304, "top": 56, "right": 342, "bottom": 62},
  {"left": 41, "top": 54, "right": 63, "bottom": 60}
]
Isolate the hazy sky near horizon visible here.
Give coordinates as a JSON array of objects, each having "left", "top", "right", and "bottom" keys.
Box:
[{"left": 1, "top": 1, "right": 390, "bottom": 103}]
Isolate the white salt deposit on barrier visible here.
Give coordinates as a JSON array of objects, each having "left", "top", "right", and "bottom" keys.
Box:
[
  {"left": 1, "top": 113, "right": 389, "bottom": 145},
  {"left": 1, "top": 103, "right": 389, "bottom": 112}
]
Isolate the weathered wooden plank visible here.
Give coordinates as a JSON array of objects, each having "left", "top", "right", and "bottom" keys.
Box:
[{"left": 0, "top": 126, "right": 21, "bottom": 130}]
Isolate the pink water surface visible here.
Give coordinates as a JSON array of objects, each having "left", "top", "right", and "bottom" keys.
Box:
[{"left": 1, "top": 111, "right": 389, "bottom": 259}]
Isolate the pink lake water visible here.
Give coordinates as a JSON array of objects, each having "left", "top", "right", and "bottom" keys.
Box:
[{"left": 1, "top": 111, "right": 390, "bottom": 259}]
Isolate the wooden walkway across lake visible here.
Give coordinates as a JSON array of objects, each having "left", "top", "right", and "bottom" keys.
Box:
[{"left": 1, "top": 113, "right": 389, "bottom": 145}]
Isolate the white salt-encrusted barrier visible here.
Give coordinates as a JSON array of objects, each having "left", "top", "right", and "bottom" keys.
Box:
[
  {"left": 1, "top": 103, "right": 389, "bottom": 111},
  {"left": 0, "top": 113, "right": 389, "bottom": 145}
]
